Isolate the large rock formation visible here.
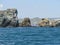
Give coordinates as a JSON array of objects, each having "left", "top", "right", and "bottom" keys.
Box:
[
  {"left": 19, "top": 18, "right": 31, "bottom": 27},
  {"left": 0, "top": 8, "right": 19, "bottom": 27}
]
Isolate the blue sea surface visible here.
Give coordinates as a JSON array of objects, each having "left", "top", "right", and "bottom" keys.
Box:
[{"left": 0, "top": 27, "right": 60, "bottom": 45}]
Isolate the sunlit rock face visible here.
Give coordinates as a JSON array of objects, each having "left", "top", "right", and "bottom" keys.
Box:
[
  {"left": 6, "top": 8, "right": 18, "bottom": 20},
  {"left": 38, "top": 18, "right": 60, "bottom": 27},
  {"left": 38, "top": 18, "right": 49, "bottom": 27},
  {"left": 0, "top": 8, "right": 19, "bottom": 27},
  {"left": 19, "top": 18, "right": 31, "bottom": 27},
  {"left": 0, "top": 11, "right": 7, "bottom": 27}
]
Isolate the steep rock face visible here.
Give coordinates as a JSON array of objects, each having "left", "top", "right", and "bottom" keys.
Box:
[
  {"left": 20, "top": 18, "right": 31, "bottom": 27},
  {"left": 0, "top": 9, "right": 19, "bottom": 27},
  {"left": 0, "top": 11, "right": 7, "bottom": 27},
  {"left": 8, "top": 17, "right": 19, "bottom": 27}
]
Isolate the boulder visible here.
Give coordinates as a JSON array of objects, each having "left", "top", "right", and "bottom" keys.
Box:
[
  {"left": 38, "top": 18, "right": 49, "bottom": 27},
  {"left": 55, "top": 20, "right": 60, "bottom": 27},
  {"left": 20, "top": 18, "right": 31, "bottom": 27}
]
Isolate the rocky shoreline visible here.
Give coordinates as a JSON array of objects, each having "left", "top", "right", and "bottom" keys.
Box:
[{"left": 0, "top": 8, "right": 60, "bottom": 27}]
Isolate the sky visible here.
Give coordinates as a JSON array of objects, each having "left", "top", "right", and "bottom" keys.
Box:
[{"left": 0, "top": 0, "right": 60, "bottom": 18}]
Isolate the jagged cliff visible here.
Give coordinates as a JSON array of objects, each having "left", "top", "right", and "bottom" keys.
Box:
[{"left": 0, "top": 8, "right": 19, "bottom": 27}]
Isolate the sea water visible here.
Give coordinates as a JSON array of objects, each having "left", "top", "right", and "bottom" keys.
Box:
[{"left": 0, "top": 27, "right": 60, "bottom": 45}]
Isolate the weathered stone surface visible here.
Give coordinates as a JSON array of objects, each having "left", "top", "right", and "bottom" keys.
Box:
[
  {"left": 49, "top": 20, "right": 56, "bottom": 27},
  {"left": 38, "top": 18, "right": 60, "bottom": 27},
  {"left": 38, "top": 18, "right": 49, "bottom": 27},
  {"left": 0, "top": 9, "right": 19, "bottom": 27},
  {"left": 19, "top": 18, "right": 31, "bottom": 27},
  {"left": 55, "top": 20, "right": 60, "bottom": 27},
  {"left": 8, "top": 17, "right": 19, "bottom": 27}
]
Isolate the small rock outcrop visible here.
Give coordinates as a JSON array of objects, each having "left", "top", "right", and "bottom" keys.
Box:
[
  {"left": 49, "top": 20, "right": 56, "bottom": 27},
  {"left": 19, "top": 18, "right": 31, "bottom": 27},
  {"left": 38, "top": 18, "right": 49, "bottom": 27},
  {"left": 55, "top": 20, "right": 60, "bottom": 27}
]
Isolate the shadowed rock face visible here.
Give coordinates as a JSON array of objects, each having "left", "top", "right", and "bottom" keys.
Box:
[
  {"left": 8, "top": 17, "right": 19, "bottom": 27},
  {"left": 55, "top": 20, "right": 60, "bottom": 27},
  {"left": 56, "top": 23, "right": 60, "bottom": 27},
  {"left": 19, "top": 18, "right": 31, "bottom": 27}
]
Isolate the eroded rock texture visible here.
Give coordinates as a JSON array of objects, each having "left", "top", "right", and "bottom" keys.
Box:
[{"left": 20, "top": 18, "right": 31, "bottom": 27}]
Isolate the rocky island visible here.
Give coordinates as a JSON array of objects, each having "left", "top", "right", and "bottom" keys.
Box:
[{"left": 0, "top": 9, "right": 60, "bottom": 27}]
